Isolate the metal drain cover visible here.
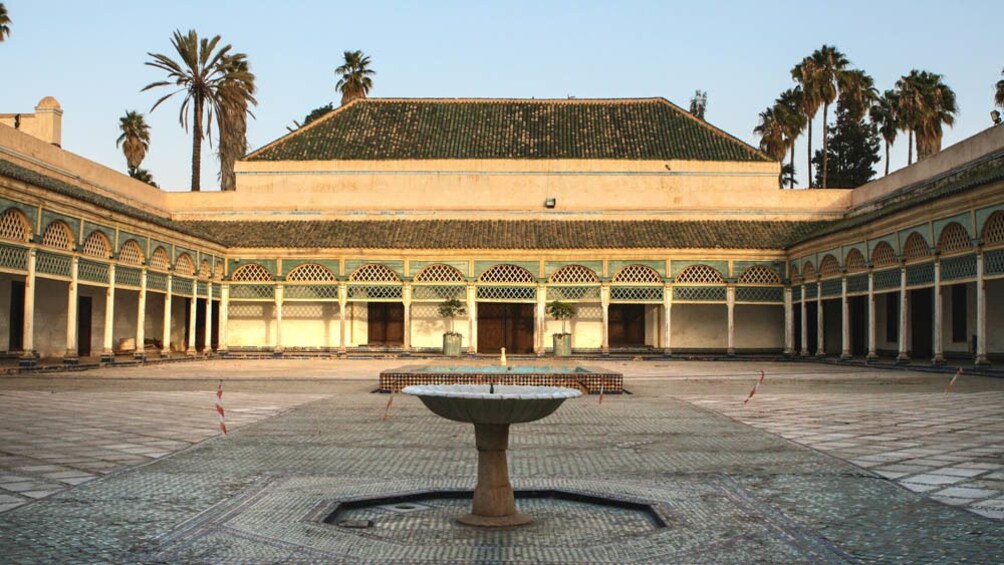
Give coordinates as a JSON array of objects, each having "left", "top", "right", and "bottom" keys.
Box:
[{"left": 376, "top": 502, "right": 433, "bottom": 514}]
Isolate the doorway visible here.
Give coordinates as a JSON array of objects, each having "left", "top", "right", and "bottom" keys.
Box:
[
  {"left": 806, "top": 302, "right": 819, "bottom": 354},
  {"left": 195, "top": 298, "right": 207, "bottom": 351},
  {"left": 850, "top": 295, "right": 867, "bottom": 356},
  {"left": 477, "top": 302, "right": 534, "bottom": 354},
  {"left": 8, "top": 280, "right": 24, "bottom": 352},
  {"left": 367, "top": 302, "right": 404, "bottom": 345},
  {"left": 77, "top": 296, "right": 92, "bottom": 357},
  {"left": 910, "top": 288, "right": 933, "bottom": 359},
  {"left": 608, "top": 304, "right": 646, "bottom": 347}
]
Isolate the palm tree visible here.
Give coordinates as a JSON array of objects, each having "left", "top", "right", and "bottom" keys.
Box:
[
  {"left": 129, "top": 168, "right": 157, "bottom": 187},
  {"left": 895, "top": 71, "right": 924, "bottom": 165},
  {"left": 754, "top": 106, "right": 787, "bottom": 187},
  {"left": 143, "top": 30, "right": 243, "bottom": 191},
  {"left": 791, "top": 58, "right": 822, "bottom": 187},
  {"left": 870, "top": 90, "right": 899, "bottom": 176},
  {"left": 776, "top": 88, "right": 807, "bottom": 188},
  {"left": 898, "top": 70, "right": 957, "bottom": 161},
  {"left": 116, "top": 111, "right": 152, "bottom": 172},
  {"left": 807, "top": 45, "right": 850, "bottom": 187},
  {"left": 838, "top": 69, "right": 878, "bottom": 121},
  {"left": 335, "top": 50, "right": 375, "bottom": 105},
  {"left": 216, "top": 56, "right": 257, "bottom": 191},
  {"left": 994, "top": 67, "right": 1004, "bottom": 110},
  {"left": 0, "top": 3, "right": 11, "bottom": 42}
]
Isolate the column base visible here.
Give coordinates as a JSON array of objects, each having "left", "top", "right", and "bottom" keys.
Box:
[
  {"left": 663, "top": 348, "right": 672, "bottom": 358},
  {"left": 895, "top": 354, "right": 910, "bottom": 365},
  {"left": 601, "top": 348, "right": 610, "bottom": 357},
  {"left": 62, "top": 355, "right": 79, "bottom": 365},
  {"left": 18, "top": 352, "right": 38, "bottom": 369},
  {"left": 975, "top": 355, "right": 991, "bottom": 367},
  {"left": 866, "top": 353, "right": 879, "bottom": 363},
  {"left": 799, "top": 350, "right": 810, "bottom": 357},
  {"left": 932, "top": 355, "right": 946, "bottom": 366},
  {"left": 839, "top": 352, "right": 852, "bottom": 361},
  {"left": 100, "top": 353, "right": 115, "bottom": 364},
  {"left": 186, "top": 348, "right": 197, "bottom": 357},
  {"left": 272, "top": 349, "right": 284, "bottom": 358},
  {"left": 783, "top": 349, "right": 794, "bottom": 357},
  {"left": 815, "top": 351, "right": 826, "bottom": 358},
  {"left": 133, "top": 352, "right": 146, "bottom": 361},
  {"left": 457, "top": 511, "right": 533, "bottom": 528},
  {"left": 726, "top": 348, "right": 736, "bottom": 356}
]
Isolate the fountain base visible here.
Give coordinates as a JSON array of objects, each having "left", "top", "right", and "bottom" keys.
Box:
[
  {"left": 458, "top": 511, "right": 533, "bottom": 527},
  {"left": 462, "top": 423, "right": 533, "bottom": 527}
]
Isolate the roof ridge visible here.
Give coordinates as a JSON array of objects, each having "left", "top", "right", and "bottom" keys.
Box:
[
  {"left": 245, "top": 98, "right": 364, "bottom": 160},
  {"left": 652, "top": 98, "right": 771, "bottom": 162},
  {"left": 356, "top": 97, "right": 667, "bottom": 104}
]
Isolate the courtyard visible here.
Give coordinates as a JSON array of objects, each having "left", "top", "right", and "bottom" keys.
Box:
[{"left": 0, "top": 359, "right": 1001, "bottom": 563}]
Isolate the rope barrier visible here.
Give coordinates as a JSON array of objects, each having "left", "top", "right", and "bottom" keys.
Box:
[
  {"left": 215, "top": 380, "right": 227, "bottom": 435},
  {"left": 743, "top": 370, "right": 766, "bottom": 405}
]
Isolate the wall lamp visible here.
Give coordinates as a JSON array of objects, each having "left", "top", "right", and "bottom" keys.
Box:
[{"left": 544, "top": 198, "right": 556, "bottom": 209}]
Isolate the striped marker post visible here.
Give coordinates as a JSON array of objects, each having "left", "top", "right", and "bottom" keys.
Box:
[
  {"left": 743, "top": 370, "right": 766, "bottom": 405},
  {"left": 216, "top": 380, "right": 228, "bottom": 435},
  {"left": 383, "top": 391, "right": 396, "bottom": 420},
  {"left": 598, "top": 381, "right": 605, "bottom": 405},
  {"left": 944, "top": 367, "right": 963, "bottom": 393}
]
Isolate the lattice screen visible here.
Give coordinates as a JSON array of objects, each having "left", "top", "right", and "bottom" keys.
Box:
[
  {"left": 737, "top": 266, "right": 780, "bottom": 285},
  {"left": 549, "top": 265, "right": 599, "bottom": 284},
  {"left": 804, "top": 284, "right": 818, "bottom": 300},
  {"left": 845, "top": 249, "right": 867, "bottom": 272},
  {"left": 0, "top": 209, "right": 30, "bottom": 242},
  {"left": 149, "top": 247, "right": 170, "bottom": 271},
  {"left": 412, "top": 285, "right": 465, "bottom": 301},
  {"left": 985, "top": 249, "right": 1004, "bottom": 276},
  {"left": 172, "top": 277, "right": 194, "bottom": 296},
  {"left": 479, "top": 264, "right": 536, "bottom": 283},
  {"left": 118, "top": 240, "right": 144, "bottom": 265},
  {"left": 611, "top": 286, "right": 664, "bottom": 302},
  {"left": 229, "top": 284, "right": 273, "bottom": 300},
  {"left": 802, "top": 262, "right": 817, "bottom": 279},
  {"left": 873, "top": 268, "right": 901, "bottom": 290},
  {"left": 41, "top": 221, "right": 74, "bottom": 251},
  {"left": 871, "top": 242, "right": 897, "bottom": 266},
  {"left": 286, "top": 263, "right": 337, "bottom": 282},
  {"left": 672, "top": 286, "right": 724, "bottom": 302},
  {"left": 78, "top": 259, "right": 109, "bottom": 284},
  {"left": 36, "top": 251, "right": 72, "bottom": 277},
  {"left": 938, "top": 222, "right": 971, "bottom": 255},
  {"left": 415, "top": 264, "right": 466, "bottom": 282},
  {"left": 284, "top": 285, "right": 340, "bottom": 300},
  {"left": 175, "top": 253, "right": 196, "bottom": 276},
  {"left": 199, "top": 260, "right": 211, "bottom": 278},
  {"left": 0, "top": 244, "right": 28, "bottom": 271},
  {"left": 613, "top": 264, "right": 662, "bottom": 283},
  {"left": 903, "top": 233, "right": 931, "bottom": 261},
  {"left": 115, "top": 266, "right": 142, "bottom": 287},
  {"left": 476, "top": 285, "right": 536, "bottom": 301},
  {"left": 674, "top": 265, "right": 722, "bottom": 284},
  {"left": 146, "top": 271, "right": 166, "bottom": 291},
  {"left": 818, "top": 255, "right": 840, "bottom": 277},
  {"left": 214, "top": 262, "right": 224, "bottom": 279},
  {"left": 821, "top": 279, "right": 842, "bottom": 297},
  {"left": 941, "top": 254, "right": 977, "bottom": 281},
  {"left": 735, "top": 287, "right": 783, "bottom": 303},
  {"left": 547, "top": 286, "right": 601, "bottom": 301},
  {"left": 350, "top": 264, "right": 401, "bottom": 282},
  {"left": 231, "top": 263, "right": 272, "bottom": 282},
  {"left": 983, "top": 212, "right": 1004, "bottom": 247},
  {"left": 846, "top": 274, "right": 869, "bottom": 294},
  {"left": 907, "top": 263, "right": 935, "bottom": 287},
  {"left": 81, "top": 231, "right": 110, "bottom": 258},
  {"left": 347, "top": 285, "right": 403, "bottom": 300}
]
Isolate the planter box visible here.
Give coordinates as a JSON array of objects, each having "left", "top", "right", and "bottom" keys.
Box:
[
  {"left": 552, "top": 334, "right": 572, "bottom": 357},
  {"left": 443, "top": 333, "right": 464, "bottom": 357}
]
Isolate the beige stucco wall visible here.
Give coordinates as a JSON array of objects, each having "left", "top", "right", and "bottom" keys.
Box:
[
  {"left": 227, "top": 302, "right": 277, "bottom": 348},
  {"left": 0, "top": 98, "right": 63, "bottom": 146},
  {"left": 671, "top": 304, "right": 727, "bottom": 350},
  {"left": 734, "top": 305, "right": 784, "bottom": 350}
]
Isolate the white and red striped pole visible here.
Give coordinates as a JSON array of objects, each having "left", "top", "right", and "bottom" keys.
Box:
[
  {"left": 598, "top": 381, "right": 605, "bottom": 405},
  {"left": 383, "top": 391, "right": 396, "bottom": 420},
  {"left": 743, "top": 370, "right": 766, "bottom": 405},
  {"left": 944, "top": 367, "right": 963, "bottom": 393},
  {"left": 216, "top": 380, "right": 228, "bottom": 435}
]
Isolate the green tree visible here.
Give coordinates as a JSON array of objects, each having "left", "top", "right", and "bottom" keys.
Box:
[
  {"left": 811, "top": 103, "right": 880, "bottom": 188},
  {"left": 689, "top": 90, "right": 708, "bottom": 120},
  {"left": 129, "top": 167, "right": 158, "bottom": 187},
  {"left": 335, "top": 50, "right": 375, "bottom": 105},
  {"left": 0, "top": 3, "right": 11, "bottom": 42},
  {"left": 996, "top": 67, "right": 1004, "bottom": 110},
  {"left": 776, "top": 88, "right": 807, "bottom": 188},
  {"left": 896, "top": 70, "right": 957, "bottom": 161},
  {"left": 869, "top": 90, "right": 899, "bottom": 176},
  {"left": 116, "top": 111, "right": 151, "bottom": 171},
  {"left": 838, "top": 69, "right": 878, "bottom": 121},
  {"left": 288, "top": 103, "right": 334, "bottom": 132},
  {"left": 143, "top": 30, "right": 246, "bottom": 191},
  {"left": 807, "top": 45, "right": 850, "bottom": 187},
  {"left": 216, "top": 55, "right": 257, "bottom": 191},
  {"left": 754, "top": 106, "right": 787, "bottom": 188},
  {"left": 791, "top": 57, "right": 823, "bottom": 187}
]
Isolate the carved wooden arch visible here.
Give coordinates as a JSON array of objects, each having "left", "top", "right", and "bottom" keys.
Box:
[
  {"left": 230, "top": 263, "right": 273, "bottom": 282},
  {"left": 41, "top": 220, "right": 75, "bottom": 251},
  {"left": 414, "top": 263, "right": 466, "bottom": 283},
  {"left": 118, "top": 239, "right": 144, "bottom": 265},
  {"left": 549, "top": 264, "right": 600, "bottom": 284},
  {"left": 871, "top": 241, "right": 897, "bottom": 267},
  {"left": 349, "top": 263, "right": 401, "bottom": 282},
  {"left": 286, "top": 263, "right": 338, "bottom": 282},
  {"left": 174, "top": 253, "right": 196, "bottom": 276},
  {"left": 148, "top": 247, "right": 170, "bottom": 271},
  {"left": 818, "top": 254, "right": 840, "bottom": 277},
  {"left": 0, "top": 208, "right": 32, "bottom": 242},
  {"left": 902, "top": 232, "right": 932, "bottom": 262},
  {"left": 937, "top": 222, "right": 971, "bottom": 255},
  {"left": 81, "top": 230, "right": 111, "bottom": 258},
  {"left": 981, "top": 211, "right": 1004, "bottom": 247},
  {"left": 478, "top": 264, "right": 536, "bottom": 284},
  {"left": 845, "top": 248, "right": 867, "bottom": 272}
]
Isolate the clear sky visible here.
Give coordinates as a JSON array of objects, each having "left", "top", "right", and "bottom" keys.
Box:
[{"left": 1, "top": 0, "right": 1001, "bottom": 191}]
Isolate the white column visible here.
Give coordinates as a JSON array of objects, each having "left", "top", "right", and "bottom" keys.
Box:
[
  {"left": 867, "top": 271, "right": 877, "bottom": 360},
  {"left": 976, "top": 253, "right": 989, "bottom": 365},
  {"left": 402, "top": 283, "right": 412, "bottom": 351},
  {"left": 219, "top": 283, "right": 229, "bottom": 354},
  {"left": 600, "top": 284, "right": 610, "bottom": 355},
  {"left": 800, "top": 284, "right": 808, "bottom": 357},
  {"left": 816, "top": 281, "right": 825, "bottom": 356},
  {"left": 161, "top": 274, "right": 172, "bottom": 356},
  {"left": 64, "top": 257, "right": 79, "bottom": 362},
  {"left": 933, "top": 260, "right": 945, "bottom": 364},
  {"left": 840, "top": 276, "right": 851, "bottom": 359},
  {"left": 662, "top": 284, "right": 673, "bottom": 356},
  {"left": 726, "top": 285, "right": 736, "bottom": 356},
  {"left": 535, "top": 284, "right": 546, "bottom": 355},
  {"left": 102, "top": 264, "right": 115, "bottom": 362},
  {"left": 338, "top": 282, "right": 348, "bottom": 354},
  {"left": 20, "top": 249, "right": 37, "bottom": 363},
  {"left": 467, "top": 283, "right": 477, "bottom": 354},
  {"left": 134, "top": 269, "right": 146, "bottom": 360},
  {"left": 204, "top": 281, "right": 214, "bottom": 354},
  {"left": 897, "top": 266, "right": 909, "bottom": 363},
  {"left": 783, "top": 286, "right": 794, "bottom": 356},
  {"left": 186, "top": 287, "right": 197, "bottom": 354},
  {"left": 274, "top": 283, "right": 284, "bottom": 353}
]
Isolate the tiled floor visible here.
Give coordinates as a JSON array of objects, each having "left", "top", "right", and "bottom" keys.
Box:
[
  {"left": 688, "top": 391, "right": 1004, "bottom": 519},
  {"left": 0, "top": 390, "right": 327, "bottom": 513}
]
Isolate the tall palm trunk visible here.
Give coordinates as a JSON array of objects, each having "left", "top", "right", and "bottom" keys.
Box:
[
  {"left": 884, "top": 141, "right": 890, "bottom": 176},
  {"left": 806, "top": 118, "right": 813, "bottom": 188},
  {"left": 789, "top": 144, "right": 796, "bottom": 188},
  {"left": 191, "top": 95, "right": 203, "bottom": 191},
  {"left": 821, "top": 103, "right": 829, "bottom": 188},
  {"left": 907, "top": 130, "right": 913, "bottom": 166}
]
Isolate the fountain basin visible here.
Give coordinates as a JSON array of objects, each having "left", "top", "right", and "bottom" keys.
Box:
[{"left": 381, "top": 365, "right": 623, "bottom": 393}]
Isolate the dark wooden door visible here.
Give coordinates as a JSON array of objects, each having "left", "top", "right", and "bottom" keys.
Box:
[
  {"left": 910, "top": 288, "right": 933, "bottom": 359},
  {"left": 8, "top": 280, "right": 24, "bottom": 351},
  {"left": 850, "top": 295, "right": 867, "bottom": 356},
  {"left": 608, "top": 304, "right": 646, "bottom": 347},
  {"left": 77, "top": 296, "right": 92, "bottom": 357},
  {"left": 806, "top": 302, "right": 818, "bottom": 354},
  {"left": 367, "top": 303, "right": 404, "bottom": 345},
  {"left": 195, "top": 298, "right": 207, "bottom": 351},
  {"left": 477, "top": 303, "right": 534, "bottom": 354},
  {"left": 211, "top": 301, "right": 220, "bottom": 350}
]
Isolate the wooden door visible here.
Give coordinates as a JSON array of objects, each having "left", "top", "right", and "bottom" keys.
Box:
[
  {"left": 77, "top": 296, "right": 92, "bottom": 357},
  {"left": 367, "top": 303, "right": 404, "bottom": 345},
  {"left": 850, "top": 295, "right": 867, "bottom": 356},
  {"left": 910, "top": 288, "right": 933, "bottom": 359},
  {"left": 477, "top": 303, "right": 534, "bottom": 354},
  {"left": 195, "top": 298, "right": 207, "bottom": 351},
  {"left": 609, "top": 304, "right": 646, "bottom": 347},
  {"left": 8, "top": 280, "right": 24, "bottom": 351}
]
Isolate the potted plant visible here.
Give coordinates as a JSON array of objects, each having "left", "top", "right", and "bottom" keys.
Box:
[
  {"left": 546, "top": 300, "right": 577, "bottom": 357},
  {"left": 438, "top": 298, "right": 466, "bottom": 357}
]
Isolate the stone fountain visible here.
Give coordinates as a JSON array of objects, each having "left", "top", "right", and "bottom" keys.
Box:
[{"left": 402, "top": 383, "right": 581, "bottom": 527}]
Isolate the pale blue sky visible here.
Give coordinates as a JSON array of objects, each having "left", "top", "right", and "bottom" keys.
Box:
[{"left": 1, "top": 0, "right": 1001, "bottom": 190}]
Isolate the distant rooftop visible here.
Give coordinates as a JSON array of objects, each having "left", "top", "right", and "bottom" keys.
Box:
[{"left": 246, "top": 98, "right": 769, "bottom": 163}]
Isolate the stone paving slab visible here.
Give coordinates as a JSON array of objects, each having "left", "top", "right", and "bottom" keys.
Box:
[{"left": 0, "top": 378, "right": 1002, "bottom": 563}]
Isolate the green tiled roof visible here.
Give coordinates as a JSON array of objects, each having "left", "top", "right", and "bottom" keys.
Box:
[
  {"left": 177, "top": 219, "right": 828, "bottom": 250},
  {"left": 246, "top": 98, "right": 769, "bottom": 162}
]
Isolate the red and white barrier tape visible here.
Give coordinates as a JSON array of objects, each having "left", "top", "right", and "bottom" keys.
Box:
[
  {"left": 743, "top": 370, "right": 766, "bottom": 405},
  {"left": 598, "top": 381, "right": 605, "bottom": 404},
  {"left": 383, "top": 391, "right": 396, "bottom": 420},
  {"left": 944, "top": 367, "right": 963, "bottom": 393},
  {"left": 215, "top": 380, "right": 228, "bottom": 435}
]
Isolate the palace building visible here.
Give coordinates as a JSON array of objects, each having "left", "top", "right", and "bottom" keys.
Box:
[{"left": 1, "top": 96, "right": 1003, "bottom": 365}]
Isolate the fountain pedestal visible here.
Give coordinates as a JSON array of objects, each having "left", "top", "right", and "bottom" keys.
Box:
[{"left": 402, "top": 384, "right": 581, "bottom": 528}]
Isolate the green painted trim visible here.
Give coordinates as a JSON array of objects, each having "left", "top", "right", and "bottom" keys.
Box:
[
  {"left": 933, "top": 213, "right": 973, "bottom": 240},
  {"left": 976, "top": 205, "right": 1004, "bottom": 238},
  {"left": 345, "top": 260, "right": 405, "bottom": 278},
  {"left": 410, "top": 260, "right": 470, "bottom": 277},
  {"left": 281, "top": 259, "right": 340, "bottom": 276},
  {"left": 733, "top": 260, "right": 783, "bottom": 280},
  {"left": 867, "top": 234, "right": 899, "bottom": 257},
  {"left": 841, "top": 242, "right": 867, "bottom": 265},
  {"left": 0, "top": 197, "right": 38, "bottom": 231},
  {"left": 227, "top": 259, "right": 277, "bottom": 276},
  {"left": 82, "top": 221, "right": 115, "bottom": 249},
  {"left": 174, "top": 245, "right": 197, "bottom": 261},
  {"left": 545, "top": 261, "right": 603, "bottom": 276},
  {"left": 117, "top": 232, "right": 148, "bottom": 254},
  {"left": 474, "top": 260, "right": 539, "bottom": 279},
  {"left": 41, "top": 210, "right": 81, "bottom": 246}
]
